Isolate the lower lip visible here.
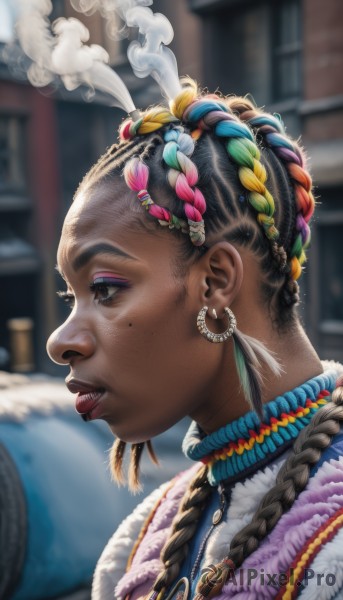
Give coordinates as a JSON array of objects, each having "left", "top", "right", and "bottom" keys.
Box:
[{"left": 75, "top": 390, "right": 104, "bottom": 416}]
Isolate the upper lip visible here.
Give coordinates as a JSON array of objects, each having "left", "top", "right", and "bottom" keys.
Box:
[{"left": 66, "top": 378, "right": 105, "bottom": 395}]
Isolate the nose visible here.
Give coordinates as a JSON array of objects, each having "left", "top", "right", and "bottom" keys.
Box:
[{"left": 47, "top": 319, "right": 95, "bottom": 366}]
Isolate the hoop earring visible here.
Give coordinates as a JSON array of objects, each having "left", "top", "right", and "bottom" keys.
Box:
[
  {"left": 197, "top": 306, "right": 236, "bottom": 343},
  {"left": 196, "top": 305, "right": 282, "bottom": 419}
]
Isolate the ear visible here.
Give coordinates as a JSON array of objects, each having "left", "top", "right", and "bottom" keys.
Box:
[{"left": 190, "top": 242, "right": 243, "bottom": 319}]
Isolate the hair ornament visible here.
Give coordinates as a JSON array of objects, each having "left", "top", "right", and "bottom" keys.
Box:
[{"left": 194, "top": 557, "right": 236, "bottom": 600}]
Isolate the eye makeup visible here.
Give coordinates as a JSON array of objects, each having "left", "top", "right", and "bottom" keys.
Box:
[
  {"left": 91, "top": 271, "right": 130, "bottom": 285},
  {"left": 90, "top": 272, "right": 130, "bottom": 306}
]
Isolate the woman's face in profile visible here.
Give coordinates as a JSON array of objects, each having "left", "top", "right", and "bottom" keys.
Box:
[{"left": 47, "top": 180, "right": 223, "bottom": 443}]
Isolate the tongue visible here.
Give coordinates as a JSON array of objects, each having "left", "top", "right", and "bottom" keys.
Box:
[{"left": 75, "top": 391, "right": 102, "bottom": 414}]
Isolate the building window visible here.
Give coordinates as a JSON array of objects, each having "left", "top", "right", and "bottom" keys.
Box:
[
  {"left": 317, "top": 188, "right": 343, "bottom": 333},
  {"left": 304, "top": 186, "right": 343, "bottom": 361},
  {"left": 0, "top": 116, "right": 26, "bottom": 191},
  {"left": 0, "top": 0, "right": 14, "bottom": 43},
  {"left": 320, "top": 224, "right": 343, "bottom": 323},
  {"left": 272, "top": 0, "right": 302, "bottom": 101}
]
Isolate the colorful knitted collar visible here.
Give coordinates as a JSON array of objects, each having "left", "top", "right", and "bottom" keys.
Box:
[{"left": 183, "top": 371, "right": 337, "bottom": 486}]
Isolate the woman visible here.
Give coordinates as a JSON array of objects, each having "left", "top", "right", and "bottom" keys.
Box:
[{"left": 47, "top": 79, "right": 343, "bottom": 600}]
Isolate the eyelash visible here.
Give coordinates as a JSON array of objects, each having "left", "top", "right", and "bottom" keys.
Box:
[{"left": 57, "top": 278, "right": 129, "bottom": 309}]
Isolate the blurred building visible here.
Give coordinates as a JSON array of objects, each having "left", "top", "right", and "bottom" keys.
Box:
[
  {"left": 186, "top": 0, "right": 343, "bottom": 361},
  {"left": 0, "top": 0, "right": 342, "bottom": 372}
]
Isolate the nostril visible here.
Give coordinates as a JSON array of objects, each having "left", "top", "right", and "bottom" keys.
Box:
[{"left": 62, "top": 349, "right": 82, "bottom": 361}]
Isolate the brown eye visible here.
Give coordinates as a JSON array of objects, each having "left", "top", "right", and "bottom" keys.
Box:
[{"left": 91, "top": 283, "right": 118, "bottom": 304}]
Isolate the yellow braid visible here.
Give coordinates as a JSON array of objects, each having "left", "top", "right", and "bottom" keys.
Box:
[
  {"left": 138, "top": 108, "right": 177, "bottom": 134},
  {"left": 169, "top": 78, "right": 198, "bottom": 121}
]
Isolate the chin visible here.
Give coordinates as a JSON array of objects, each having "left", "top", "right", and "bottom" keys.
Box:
[
  {"left": 107, "top": 419, "right": 173, "bottom": 444},
  {"left": 106, "top": 422, "right": 150, "bottom": 444}
]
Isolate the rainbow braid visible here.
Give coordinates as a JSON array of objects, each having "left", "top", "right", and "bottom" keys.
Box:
[
  {"left": 236, "top": 109, "right": 315, "bottom": 280},
  {"left": 162, "top": 127, "right": 206, "bottom": 246},
  {"left": 171, "top": 83, "right": 280, "bottom": 244},
  {"left": 120, "top": 107, "right": 177, "bottom": 140},
  {"left": 123, "top": 157, "right": 188, "bottom": 234}
]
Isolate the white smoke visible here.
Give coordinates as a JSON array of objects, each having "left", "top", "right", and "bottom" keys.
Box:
[
  {"left": 70, "top": 0, "right": 182, "bottom": 100},
  {"left": 126, "top": 6, "right": 181, "bottom": 100},
  {"left": 70, "top": 0, "right": 152, "bottom": 38},
  {"left": 7, "top": 0, "right": 182, "bottom": 111},
  {"left": 9, "top": 0, "right": 136, "bottom": 112}
]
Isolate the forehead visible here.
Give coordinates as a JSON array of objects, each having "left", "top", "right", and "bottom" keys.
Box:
[
  {"left": 63, "top": 178, "right": 137, "bottom": 236},
  {"left": 58, "top": 179, "right": 141, "bottom": 255},
  {"left": 56, "top": 178, "right": 179, "bottom": 274}
]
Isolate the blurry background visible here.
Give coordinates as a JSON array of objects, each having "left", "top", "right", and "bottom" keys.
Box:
[
  {"left": 0, "top": 2, "right": 342, "bottom": 599},
  {"left": 0, "top": 0, "right": 342, "bottom": 372}
]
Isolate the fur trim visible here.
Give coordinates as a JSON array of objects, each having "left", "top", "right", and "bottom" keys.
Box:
[
  {"left": 297, "top": 528, "right": 343, "bottom": 600},
  {"left": 91, "top": 482, "right": 172, "bottom": 600},
  {"left": 114, "top": 465, "right": 200, "bottom": 600},
  {"left": 321, "top": 360, "right": 343, "bottom": 380},
  {"left": 221, "top": 456, "right": 343, "bottom": 598}
]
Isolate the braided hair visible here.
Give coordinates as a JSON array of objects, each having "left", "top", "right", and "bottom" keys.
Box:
[
  {"left": 145, "top": 380, "right": 343, "bottom": 600},
  {"left": 83, "top": 81, "right": 309, "bottom": 321},
  {"left": 78, "top": 79, "right": 336, "bottom": 598}
]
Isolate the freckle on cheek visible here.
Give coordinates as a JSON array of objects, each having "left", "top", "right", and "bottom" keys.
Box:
[{"left": 128, "top": 323, "right": 133, "bottom": 327}]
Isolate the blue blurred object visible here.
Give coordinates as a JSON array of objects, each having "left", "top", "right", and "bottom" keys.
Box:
[{"left": 0, "top": 373, "right": 190, "bottom": 600}]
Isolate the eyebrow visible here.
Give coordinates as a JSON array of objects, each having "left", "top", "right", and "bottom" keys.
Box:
[{"left": 71, "top": 243, "right": 136, "bottom": 271}]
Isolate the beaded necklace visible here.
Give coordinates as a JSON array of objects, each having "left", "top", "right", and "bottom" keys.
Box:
[{"left": 183, "top": 371, "right": 336, "bottom": 486}]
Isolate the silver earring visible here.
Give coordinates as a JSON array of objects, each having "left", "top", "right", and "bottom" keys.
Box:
[{"left": 197, "top": 306, "right": 236, "bottom": 343}]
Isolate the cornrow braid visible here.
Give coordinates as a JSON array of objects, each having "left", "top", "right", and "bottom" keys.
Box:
[
  {"left": 144, "top": 385, "right": 343, "bottom": 600},
  {"left": 228, "top": 99, "right": 315, "bottom": 281}
]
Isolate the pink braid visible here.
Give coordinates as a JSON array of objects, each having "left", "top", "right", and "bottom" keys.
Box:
[
  {"left": 123, "top": 157, "right": 188, "bottom": 234},
  {"left": 163, "top": 128, "right": 206, "bottom": 246}
]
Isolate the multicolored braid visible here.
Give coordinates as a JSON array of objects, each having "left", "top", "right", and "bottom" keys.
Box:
[
  {"left": 123, "top": 156, "right": 189, "bottom": 235},
  {"left": 171, "top": 82, "right": 280, "bottom": 246},
  {"left": 228, "top": 99, "right": 315, "bottom": 280},
  {"left": 121, "top": 109, "right": 206, "bottom": 246},
  {"left": 162, "top": 127, "right": 206, "bottom": 246},
  {"left": 118, "top": 81, "right": 314, "bottom": 284},
  {"left": 120, "top": 107, "right": 177, "bottom": 140}
]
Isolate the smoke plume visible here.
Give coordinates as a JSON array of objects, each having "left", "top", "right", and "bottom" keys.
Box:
[
  {"left": 8, "top": 0, "right": 136, "bottom": 112},
  {"left": 70, "top": 0, "right": 182, "bottom": 100},
  {"left": 7, "top": 0, "right": 182, "bottom": 111}
]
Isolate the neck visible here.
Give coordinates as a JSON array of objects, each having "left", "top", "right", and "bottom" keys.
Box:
[
  {"left": 183, "top": 366, "right": 337, "bottom": 487},
  {"left": 191, "top": 320, "right": 323, "bottom": 435}
]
